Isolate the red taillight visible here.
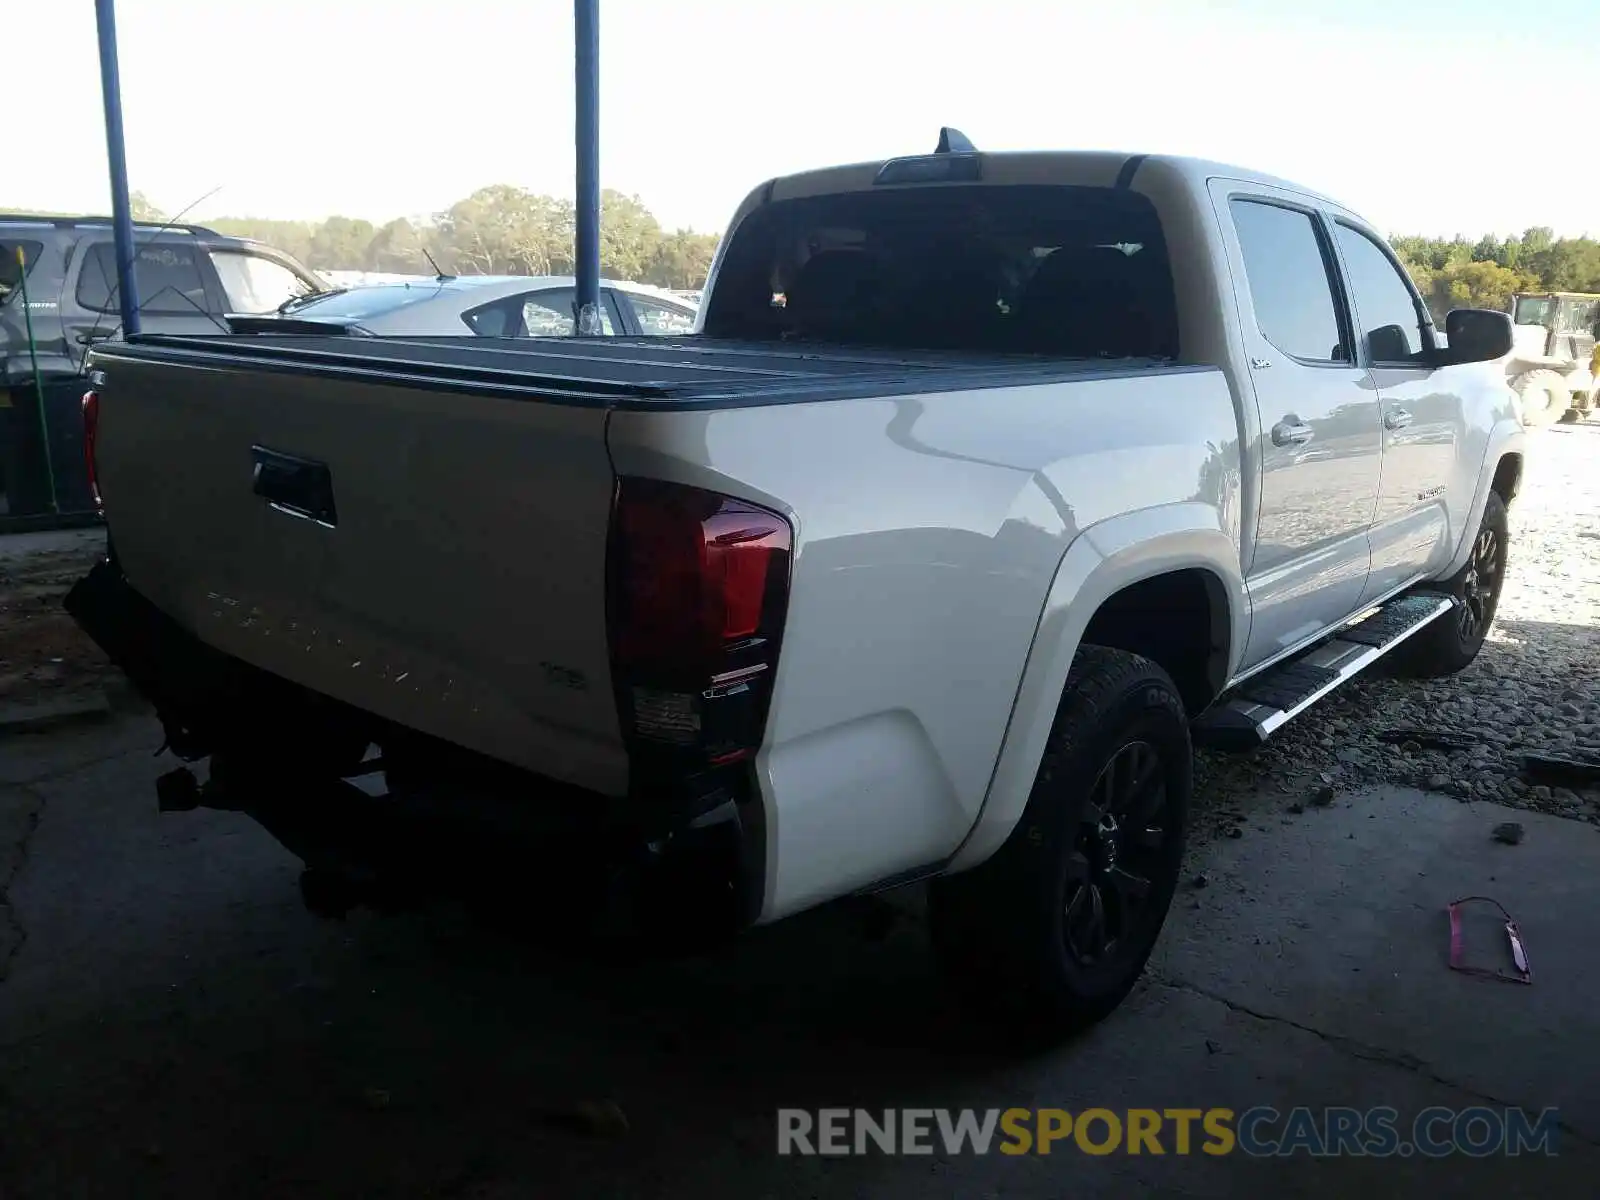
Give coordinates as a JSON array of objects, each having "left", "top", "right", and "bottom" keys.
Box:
[
  {"left": 608, "top": 478, "right": 792, "bottom": 767},
  {"left": 81, "top": 389, "right": 102, "bottom": 511}
]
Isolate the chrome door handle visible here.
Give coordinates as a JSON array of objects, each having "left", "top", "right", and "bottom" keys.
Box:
[
  {"left": 1384, "top": 408, "right": 1413, "bottom": 430},
  {"left": 1271, "top": 419, "right": 1315, "bottom": 447}
]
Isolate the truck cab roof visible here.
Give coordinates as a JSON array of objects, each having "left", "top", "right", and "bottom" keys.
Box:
[{"left": 757, "top": 149, "right": 1348, "bottom": 214}]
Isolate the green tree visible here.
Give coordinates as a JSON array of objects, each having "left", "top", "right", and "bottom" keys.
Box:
[
  {"left": 642, "top": 229, "right": 720, "bottom": 289},
  {"left": 1428, "top": 259, "right": 1537, "bottom": 318},
  {"left": 1390, "top": 227, "right": 1600, "bottom": 318},
  {"left": 129, "top": 191, "right": 165, "bottom": 222},
  {"left": 207, "top": 218, "right": 319, "bottom": 265},
  {"left": 305, "top": 215, "right": 376, "bottom": 271},
  {"left": 1521, "top": 226, "right": 1555, "bottom": 255},
  {"left": 434, "top": 185, "right": 575, "bottom": 275},
  {"left": 365, "top": 218, "right": 427, "bottom": 272},
  {"left": 598, "top": 190, "right": 662, "bottom": 281},
  {"left": 1523, "top": 239, "right": 1600, "bottom": 293},
  {"left": 1394, "top": 245, "right": 1434, "bottom": 300}
]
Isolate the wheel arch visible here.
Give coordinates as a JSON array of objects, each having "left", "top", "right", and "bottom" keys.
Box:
[
  {"left": 1443, "top": 423, "right": 1527, "bottom": 579},
  {"left": 946, "top": 508, "right": 1243, "bottom": 873}
]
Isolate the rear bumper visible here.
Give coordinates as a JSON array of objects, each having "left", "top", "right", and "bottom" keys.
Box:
[
  {"left": 65, "top": 555, "right": 276, "bottom": 757},
  {"left": 64, "top": 557, "right": 767, "bottom": 930}
]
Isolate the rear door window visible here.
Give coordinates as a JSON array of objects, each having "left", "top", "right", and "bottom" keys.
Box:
[
  {"left": 1229, "top": 200, "right": 1350, "bottom": 364},
  {"left": 702, "top": 183, "right": 1178, "bottom": 359},
  {"left": 76, "top": 240, "right": 211, "bottom": 315}
]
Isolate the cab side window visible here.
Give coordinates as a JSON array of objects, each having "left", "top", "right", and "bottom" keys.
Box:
[
  {"left": 1333, "top": 223, "right": 1430, "bottom": 365},
  {"left": 1230, "top": 199, "right": 1350, "bottom": 364}
]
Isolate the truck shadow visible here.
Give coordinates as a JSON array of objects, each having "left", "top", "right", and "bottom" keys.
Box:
[
  {"left": 15, "top": 594, "right": 1595, "bottom": 1196},
  {"left": 12, "top": 729, "right": 1173, "bottom": 1198}
]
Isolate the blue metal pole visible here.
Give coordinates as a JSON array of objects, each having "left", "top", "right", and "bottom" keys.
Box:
[
  {"left": 573, "top": 0, "right": 601, "bottom": 335},
  {"left": 95, "top": 0, "right": 141, "bottom": 337}
]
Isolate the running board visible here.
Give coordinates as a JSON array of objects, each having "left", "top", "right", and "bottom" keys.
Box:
[{"left": 1193, "top": 593, "right": 1454, "bottom": 751}]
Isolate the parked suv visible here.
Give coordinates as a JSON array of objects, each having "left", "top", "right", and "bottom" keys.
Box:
[
  {"left": 1, "top": 215, "right": 323, "bottom": 517},
  {"left": 1, "top": 214, "right": 324, "bottom": 377}
]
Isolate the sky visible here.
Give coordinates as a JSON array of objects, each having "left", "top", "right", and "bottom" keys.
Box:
[{"left": 13, "top": 0, "right": 1600, "bottom": 239}]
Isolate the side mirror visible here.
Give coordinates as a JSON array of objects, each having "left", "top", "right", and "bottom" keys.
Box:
[
  {"left": 1369, "top": 324, "right": 1412, "bottom": 362},
  {"left": 1442, "top": 308, "right": 1513, "bottom": 364}
]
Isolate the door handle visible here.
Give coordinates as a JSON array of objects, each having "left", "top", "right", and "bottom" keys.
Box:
[
  {"left": 251, "top": 445, "right": 338, "bottom": 527},
  {"left": 1270, "top": 419, "right": 1315, "bottom": 447},
  {"left": 1384, "top": 407, "right": 1413, "bottom": 430},
  {"left": 75, "top": 331, "right": 113, "bottom": 346}
]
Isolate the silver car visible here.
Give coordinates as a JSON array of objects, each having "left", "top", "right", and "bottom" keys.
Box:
[{"left": 270, "top": 275, "right": 698, "bottom": 338}]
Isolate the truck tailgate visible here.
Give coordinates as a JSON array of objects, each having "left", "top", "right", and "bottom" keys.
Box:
[{"left": 94, "top": 353, "right": 627, "bottom": 795}]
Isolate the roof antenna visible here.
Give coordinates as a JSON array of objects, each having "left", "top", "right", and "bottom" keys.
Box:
[
  {"left": 421, "top": 246, "right": 453, "bottom": 281},
  {"left": 935, "top": 127, "right": 976, "bottom": 154}
]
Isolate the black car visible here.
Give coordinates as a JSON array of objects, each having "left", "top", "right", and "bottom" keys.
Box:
[{"left": 0, "top": 215, "right": 324, "bottom": 518}]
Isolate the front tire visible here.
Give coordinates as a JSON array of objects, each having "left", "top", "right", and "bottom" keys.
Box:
[
  {"left": 1512, "top": 370, "right": 1567, "bottom": 428},
  {"left": 1396, "top": 490, "right": 1510, "bottom": 678},
  {"left": 929, "top": 646, "right": 1189, "bottom": 1042}
]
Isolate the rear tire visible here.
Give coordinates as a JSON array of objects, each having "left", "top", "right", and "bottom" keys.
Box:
[
  {"left": 1512, "top": 370, "right": 1568, "bottom": 428},
  {"left": 1396, "top": 490, "right": 1509, "bottom": 678},
  {"left": 929, "top": 646, "right": 1189, "bottom": 1043}
]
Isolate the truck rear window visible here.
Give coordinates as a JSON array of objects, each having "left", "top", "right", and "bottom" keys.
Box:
[{"left": 702, "top": 183, "right": 1178, "bottom": 359}]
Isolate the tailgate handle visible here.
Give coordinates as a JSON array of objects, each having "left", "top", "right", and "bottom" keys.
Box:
[{"left": 251, "top": 445, "right": 337, "bottom": 528}]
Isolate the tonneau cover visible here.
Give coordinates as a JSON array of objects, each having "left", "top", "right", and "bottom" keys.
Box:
[{"left": 106, "top": 332, "right": 1200, "bottom": 409}]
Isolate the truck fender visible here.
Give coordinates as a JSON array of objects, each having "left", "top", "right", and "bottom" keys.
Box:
[
  {"left": 945, "top": 502, "right": 1244, "bottom": 873},
  {"left": 1440, "top": 416, "right": 1527, "bottom": 580}
]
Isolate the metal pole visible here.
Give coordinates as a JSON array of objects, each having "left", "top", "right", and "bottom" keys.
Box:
[
  {"left": 14, "top": 247, "right": 59, "bottom": 513},
  {"left": 573, "top": 0, "right": 601, "bottom": 335},
  {"left": 95, "top": 0, "right": 141, "bottom": 337}
]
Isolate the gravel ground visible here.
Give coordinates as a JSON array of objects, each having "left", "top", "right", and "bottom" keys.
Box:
[{"left": 1196, "top": 419, "right": 1600, "bottom": 832}]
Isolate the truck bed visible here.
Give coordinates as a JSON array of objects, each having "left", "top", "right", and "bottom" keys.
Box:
[
  {"left": 87, "top": 330, "right": 1220, "bottom": 807},
  {"left": 110, "top": 332, "right": 1204, "bottom": 408}
]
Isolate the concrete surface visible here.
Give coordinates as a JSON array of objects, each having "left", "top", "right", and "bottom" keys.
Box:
[
  {"left": 0, "top": 526, "right": 105, "bottom": 564},
  {"left": 2, "top": 715, "right": 1598, "bottom": 1198}
]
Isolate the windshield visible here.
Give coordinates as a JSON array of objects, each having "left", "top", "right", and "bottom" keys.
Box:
[
  {"left": 1553, "top": 297, "right": 1600, "bottom": 336},
  {"left": 281, "top": 283, "right": 446, "bottom": 320},
  {"left": 210, "top": 250, "right": 316, "bottom": 313},
  {"left": 1513, "top": 296, "right": 1554, "bottom": 326},
  {"left": 702, "top": 182, "right": 1177, "bottom": 359}
]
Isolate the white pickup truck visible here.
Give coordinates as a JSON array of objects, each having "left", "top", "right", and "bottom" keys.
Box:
[{"left": 67, "top": 132, "right": 1526, "bottom": 1040}]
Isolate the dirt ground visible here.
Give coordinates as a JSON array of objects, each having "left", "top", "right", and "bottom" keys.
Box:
[
  {"left": 2, "top": 718, "right": 1598, "bottom": 1198},
  {"left": 0, "top": 528, "right": 111, "bottom": 711}
]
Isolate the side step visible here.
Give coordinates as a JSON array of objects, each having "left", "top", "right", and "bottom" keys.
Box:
[{"left": 1193, "top": 593, "right": 1453, "bottom": 751}]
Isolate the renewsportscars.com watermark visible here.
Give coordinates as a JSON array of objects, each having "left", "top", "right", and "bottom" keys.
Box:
[{"left": 777, "top": 1106, "right": 1561, "bottom": 1158}]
